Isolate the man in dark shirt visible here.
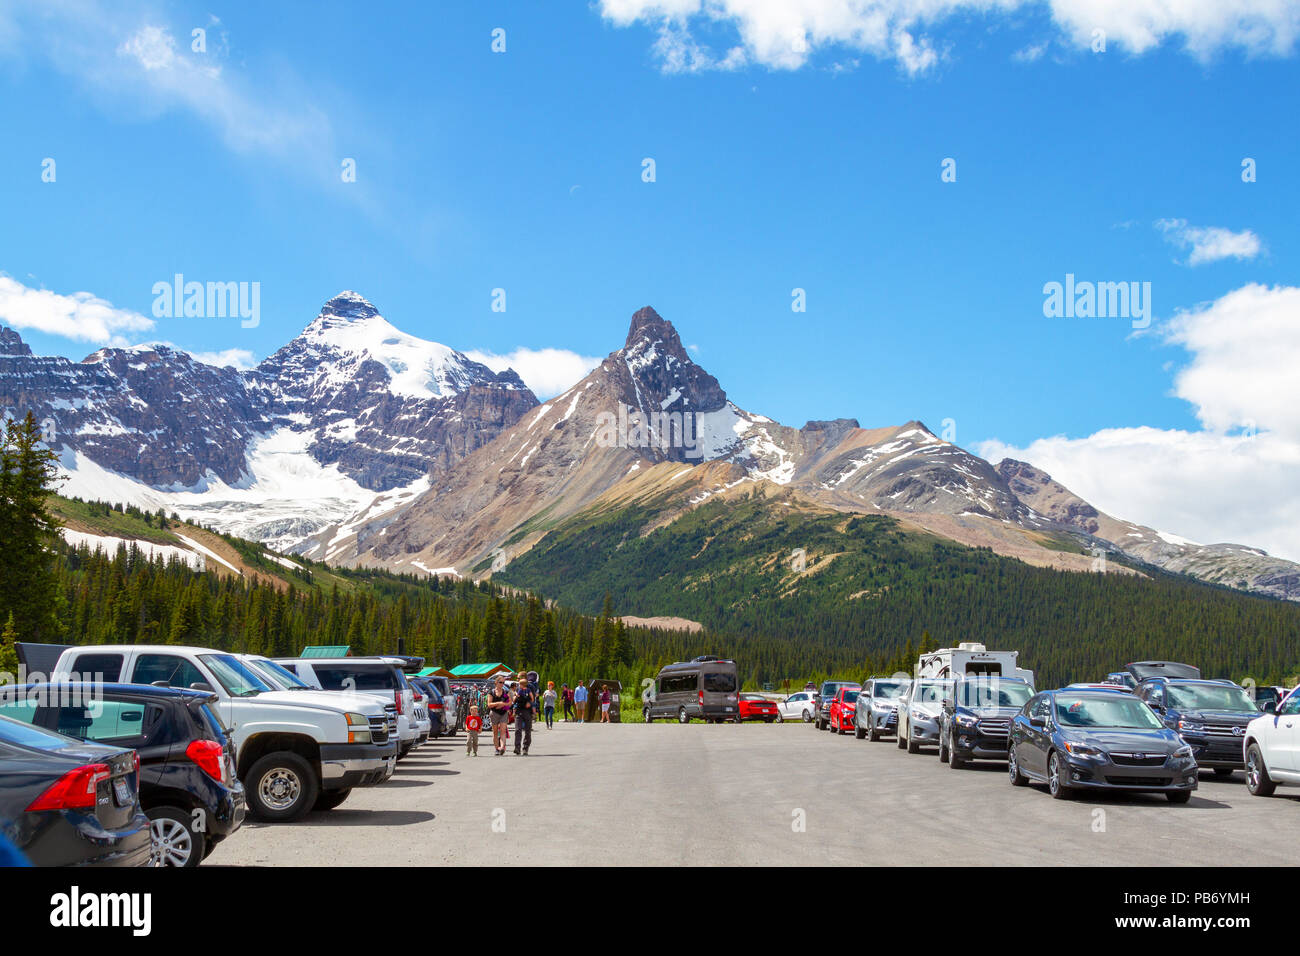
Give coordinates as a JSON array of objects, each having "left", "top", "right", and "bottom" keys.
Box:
[{"left": 513, "top": 671, "right": 536, "bottom": 755}]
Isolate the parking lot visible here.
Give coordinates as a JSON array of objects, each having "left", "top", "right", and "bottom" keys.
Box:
[{"left": 216, "top": 721, "right": 1295, "bottom": 866}]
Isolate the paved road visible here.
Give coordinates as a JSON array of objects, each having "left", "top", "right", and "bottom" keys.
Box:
[{"left": 216, "top": 721, "right": 1296, "bottom": 866}]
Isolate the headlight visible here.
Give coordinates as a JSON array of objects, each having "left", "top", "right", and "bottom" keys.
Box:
[
  {"left": 955, "top": 714, "right": 979, "bottom": 729},
  {"left": 346, "top": 712, "right": 369, "bottom": 727},
  {"left": 1177, "top": 720, "right": 1205, "bottom": 733},
  {"left": 1063, "top": 741, "right": 1102, "bottom": 757},
  {"left": 912, "top": 711, "right": 932, "bottom": 722},
  {"left": 1173, "top": 745, "right": 1194, "bottom": 759}
]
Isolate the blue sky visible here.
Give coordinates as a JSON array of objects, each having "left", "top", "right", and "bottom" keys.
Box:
[{"left": 2, "top": 0, "right": 1299, "bottom": 556}]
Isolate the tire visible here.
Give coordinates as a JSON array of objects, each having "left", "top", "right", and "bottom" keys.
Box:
[
  {"left": 801, "top": 709, "right": 812, "bottom": 723},
  {"left": 897, "top": 727, "right": 907, "bottom": 750},
  {"left": 1212, "top": 767, "right": 1234, "bottom": 778},
  {"left": 776, "top": 714, "right": 784, "bottom": 723},
  {"left": 1047, "top": 752, "right": 1072, "bottom": 800},
  {"left": 938, "top": 730, "right": 950, "bottom": 763},
  {"left": 644, "top": 707, "right": 653, "bottom": 723},
  {"left": 1008, "top": 744, "right": 1027, "bottom": 787},
  {"left": 678, "top": 707, "right": 689, "bottom": 725},
  {"left": 147, "top": 806, "right": 204, "bottom": 868},
  {"left": 855, "top": 723, "right": 866, "bottom": 740},
  {"left": 868, "top": 717, "right": 879, "bottom": 743},
  {"left": 1166, "top": 790, "right": 1192, "bottom": 804},
  {"left": 246, "top": 751, "right": 319, "bottom": 823},
  {"left": 948, "top": 731, "right": 965, "bottom": 769},
  {"left": 836, "top": 717, "right": 846, "bottom": 735},
  {"left": 906, "top": 735, "right": 920, "bottom": 754},
  {"left": 1245, "top": 743, "right": 1276, "bottom": 797},
  {"left": 312, "top": 788, "right": 351, "bottom": 812}
]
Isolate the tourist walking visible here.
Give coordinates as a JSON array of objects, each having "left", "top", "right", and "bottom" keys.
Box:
[
  {"left": 543, "top": 682, "right": 557, "bottom": 728},
  {"left": 600, "top": 685, "right": 612, "bottom": 723},
  {"left": 561, "top": 684, "right": 574, "bottom": 722},
  {"left": 486, "top": 674, "right": 512, "bottom": 755},
  {"left": 513, "top": 672, "right": 536, "bottom": 755},
  {"left": 464, "top": 705, "right": 482, "bottom": 756},
  {"left": 573, "top": 680, "right": 588, "bottom": 723}
]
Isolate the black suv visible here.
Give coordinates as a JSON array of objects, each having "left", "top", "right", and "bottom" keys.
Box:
[
  {"left": 0, "top": 682, "right": 245, "bottom": 867},
  {"left": 815, "top": 681, "right": 860, "bottom": 731},
  {"left": 939, "top": 676, "right": 1035, "bottom": 768},
  {"left": 1135, "top": 678, "right": 1262, "bottom": 776}
]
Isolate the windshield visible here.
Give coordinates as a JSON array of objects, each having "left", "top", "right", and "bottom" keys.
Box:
[
  {"left": 1166, "top": 683, "right": 1255, "bottom": 712},
  {"left": 248, "top": 658, "right": 310, "bottom": 689},
  {"left": 842, "top": 690, "right": 859, "bottom": 703},
  {"left": 873, "top": 681, "right": 907, "bottom": 699},
  {"left": 1054, "top": 694, "right": 1164, "bottom": 730},
  {"left": 913, "top": 681, "right": 952, "bottom": 704},
  {"left": 198, "top": 654, "right": 273, "bottom": 697},
  {"left": 960, "top": 682, "right": 1033, "bottom": 708},
  {"left": 0, "top": 713, "right": 83, "bottom": 750}
]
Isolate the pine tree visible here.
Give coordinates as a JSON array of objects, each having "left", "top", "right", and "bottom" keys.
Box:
[{"left": 0, "top": 413, "right": 62, "bottom": 642}]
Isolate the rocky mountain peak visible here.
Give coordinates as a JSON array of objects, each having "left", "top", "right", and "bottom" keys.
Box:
[
  {"left": 319, "top": 290, "right": 380, "bottom": 323},
  {"left": 0, "top": 326, "right": 33, "bottom": 357},
  {"left": 618, "top": 307, "right": 726, "bottom": 415}
]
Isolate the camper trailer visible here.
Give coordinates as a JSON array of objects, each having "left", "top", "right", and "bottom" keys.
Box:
[{"left": 916, "top": 643, "right": 1034, "bottom": 687}]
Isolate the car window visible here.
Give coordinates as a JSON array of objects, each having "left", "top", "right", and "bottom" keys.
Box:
[
  {"left": 0, "top": 698, "right": 40, "bottom": 725},
  {"left": 0, "top": 713, "right": 81, "bottom": 750},
  {"left": 53, "top": 699, "right": 162, "bottom": 747},
  {"left": 1147, "top": 685, "right": 1165, "bottom": 706},
  {"left": 1280, "top": 691, "right": 1300, "bottom": 717},
  {"left": 134, "top": 654, "right": 206, "bottom": 689},
  {"left": 1029, "top": 695, "right": 1049, "bottom": 720},
  {"left": 313, "top": 666, "right": 398, "bottom": 691},
  {"left": 1054, "top": 695, "right": 1163, "bottom": 729},
  {"left": 65, "top": 652, "right": 124, "bottom": 682},
  {"left": 1166, "top": 683, "right": 1256, "bottom": 712},
  {"left": 703, "top": 672, "right": 736, "bottom": 693},
  {"left": 842, "top": 690, "right": 859, "bottom": 703}
]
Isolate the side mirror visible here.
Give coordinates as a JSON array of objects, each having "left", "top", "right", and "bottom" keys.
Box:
[
  {"left": 1029, "top": 716, "right": 1045, "bottom": 728},
  {"left": 189, "top": 682, "right": 214, "bottom": 693}
]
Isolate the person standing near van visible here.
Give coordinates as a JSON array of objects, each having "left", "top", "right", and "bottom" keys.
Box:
[
  {"left": 543, "top": 682, "right": 557, "bottom": 729},
  {"left": 573, "top": 681, "right": 588, "bottom": 723},
  {"left": 599, "top": 685, "right": 612, "bottom": 723},
  {"left": 486, "top": 675, "right": 512, "bottom": 755}
]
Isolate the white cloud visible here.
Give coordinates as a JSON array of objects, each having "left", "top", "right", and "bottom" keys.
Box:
[
  {"left": 978, "top": 284, "right": 1300, "bottom": 562},
  {"left": 599, "top": 0, "right": 1300, "bottom": 73},
  {"left": 1156, "top": 219, "right": 1264, "bottom": 266},
  {"left": 188, "top": 348, "right": 258, "bottom": 371},
  {"left": 3, "top": 3, "right": 336, "bottom": 174},
  {"left": 464, "top": 347, "right": 602, "bottom": 400},
  {"left": 0, "top": 275, "right": 154, "bottom": 346}
]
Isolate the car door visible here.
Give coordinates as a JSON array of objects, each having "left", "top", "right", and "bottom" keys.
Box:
[
  {"left": 1271, "top": 691, "right": 1300, "bottom": 772},
  {"left": 1019, "top": 694, "right": 1051, "bottom": 777}
]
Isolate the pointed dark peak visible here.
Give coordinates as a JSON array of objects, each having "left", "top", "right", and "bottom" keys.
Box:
[
  {"left": 625, "top": 306, "right": 681, "bottom": 350},
  {"left": 320, "top": 290, "right": 380, "bottom": 322},
  {"left": 0, "top": 326, "right": 33, "bottom": 357}
]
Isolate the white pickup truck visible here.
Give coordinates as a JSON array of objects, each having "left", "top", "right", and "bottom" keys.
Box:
[{"left": 52, "top": 644, "right": 398, "bottom": 821}]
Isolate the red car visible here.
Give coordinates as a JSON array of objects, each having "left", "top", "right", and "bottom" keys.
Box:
[
  {"left": 828, "top": 687, "right": 860, "bottom": 734},
  {"left": 736, "top": 694, "right": 779, "bottom": 723}
]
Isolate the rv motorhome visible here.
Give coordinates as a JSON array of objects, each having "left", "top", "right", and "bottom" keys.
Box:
[{"left": 916, "top": 643, "right": 1034, "bottom": 687}]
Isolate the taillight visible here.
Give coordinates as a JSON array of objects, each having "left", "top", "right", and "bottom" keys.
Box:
[
  {"left": 413, "top": 693, "right": 424, "bottom": 704},
  {"left": 698, "top": 690, "right": 704, "bottom": 706},
  {"left": 430, "top": 701, "right": 443, "bottom": 711},
  {"left": 395, "top": 689, "right": 404, "bottom": 715},
  {"left": 26, "top": 763, "right": 110, "bottom": 812},
  {"left": 186, "top": 739, "right": 227, "bottom": 783}
]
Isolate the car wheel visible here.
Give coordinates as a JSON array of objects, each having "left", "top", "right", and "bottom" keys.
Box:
[
  {"left": 801, "top": 709, "right": 812, "bottom": 723},
  {"left": 938, "top": 730, "right": 950, "bottom": 763},
  {"left": 246, "top": 751, "right": 319, "bottom": 822},
  {"left": 906, "top": 734, "right": 920, "bottom": 754},
  {"left": 313, "top": 788, "right": 351, "bottom": 812},
  {"left": 776, "top": 713, "right": 784, "bottom": 723},
  {"left": 147, "top": 806, "right": 203, "bottom": 868},
  {"left": 1245, "top": 743, "right": 1276, "bottom": 797},
  {"left": 1047, "top": 752, "right": 1072, "bottom": 800},
  {"left": 897, "top": 727, "right": 907, "bottom": 750},
  {"left": 644, "top": 707, "right": 653, "bottom": 723},
  {"left": 948, "top": 731, "right": 964, "bottom": 768},
  {"left": 678, "top": 707, "right": 689, "bottom": 725},
  {"left": 1008, "top": 744, "right": 1027, "bottom": 787},
  {"left": 1212, "top": 767, "right": 1234, "bottom": 778},
  {"left": 837, "top": 717, "right": 846, "bottom": 735},
  {"left": 1166, "top": 790, "right": 1192, "bottom": 804},
  {"left": 855, "top": 722, "right": 866, "bottom": 739}
]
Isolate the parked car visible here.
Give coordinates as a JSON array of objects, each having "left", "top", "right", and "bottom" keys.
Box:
[
  {"left": 423, "top": 675, "right": 459, "bottom": 735},
  {"left": 52, "top": 645, "right": 397, "bottom": 822},
  {"left": 736, "top": 694, "right": 779, "bottom": 723},
  {"left": 1125, "top": 660, "right": 1201, "bottom": 682},
  {"left": 275, "top": 656, "right": 420, "bottom": 757},
  {"left": 777, "top": 691, "right": 817, "bottom": 723},
  {"left": 409, "top": 678, "right": 445, "bottom": 737},
  {"left": 827, "top": 687, "right": 859, "bottom": 734},
  {"left": 815, "top": 681, "right": 860, "bottom": 731},
  {"left": 938, "top": 676, "right": 1034, "bottom": 767},
  {"left": 854, "top": 677, "right": 909, "bottom": 741},
  {"left": 1103, "top": 672, "right": 1137, "bottom": 689},
  {"left": 1008, "top": 689, "right": 1198, "bottom": 802},
  {"left": 1066, "top": 682, "right": 1133, "bottom": 694},
  {"left": 1251, "top": 685, "right": 1290, "bottom": 713},
  {"left": 1135, "top": 678, "right": 1261, "bottom": 777},
  {"left": 0, "top": 713, "right": 151, "bottom": 867},
  {"left": 897, "top": 678, "right": 953, "bottom": 754},
  {"left": 0, "top": 682, "right": 244, "bottom": 867},
  {"left": 1242, "top": 685, "right": 1300, "bottom": 797}
]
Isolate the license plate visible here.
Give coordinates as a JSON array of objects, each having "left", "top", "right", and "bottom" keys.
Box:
[{"left": 112, "top": 778, "right": 131, "bottom": 807}]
